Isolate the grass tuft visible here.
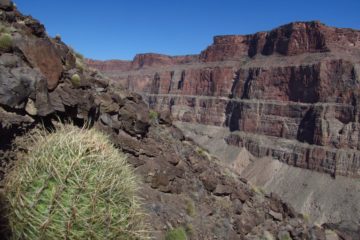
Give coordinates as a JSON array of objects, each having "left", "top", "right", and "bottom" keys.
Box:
[
  {"left": 196, "top": 147, "right": 211, "bottom": 160},
  {"left": 149, "top": 110, "right": 159, "bottom": 124},
  {"left": 252, "top": 185, "right": 266, "bottom": 195},
  {"left": 165, "top": 227, "right": 187, "bottom": 240},
  {"left": 302, "top": 213, "right": 310, "bottom": 223},
  {"left": 4, "top": 125, "right": 149, "bottom": 239},
  {"left": 185, "top": 198, "right": 196, "bottom": 217}
]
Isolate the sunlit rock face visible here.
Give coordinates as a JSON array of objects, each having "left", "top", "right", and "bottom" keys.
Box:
[{"left": 88, "top": 21, "right": 360, "bottom": 178}]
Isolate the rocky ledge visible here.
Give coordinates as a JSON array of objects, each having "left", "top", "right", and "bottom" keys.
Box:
[{"left": 88, "top": 21, "right": 360, "bottom": 179}]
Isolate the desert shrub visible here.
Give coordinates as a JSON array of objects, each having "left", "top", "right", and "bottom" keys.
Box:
[
  {"left": 261, "top": 231, "right": 275, "bottom": 240},
  {"left": 71, "top": 73, "right": 81, "bottom": 86},
  {"left": 76, "top": 58, "right": 85, "bottom": 72},
  {"left": 149, "top": 110, "right": 159, "bottom": 123},
  {"left": 67, "top": 46, "right": 86, "bottom": 72},
  {"left": 302, "top": 213, "right": 310, "bottom": 223},
  {"left": 196, "top": 147, "right": 205, "bottom": 156},
  {"left": 185, "top": 198, "right": 196, "bottom": 217},
  {"left": 0, "top": 23, "right": 13, "bottom": 34},
  {"left": 74, "top": 51, "right": 85, "bottom": 72},
  {"left": 196, "top": 147, "right": 211, "bottom": 160},
  {"left": 278, "top": 231, "right": 292, "bottom": 240},
  {"left": 252, "top": 185, "right": 266, "bottom": 195},
  {"left": 68, "top": 46, "right": 84, "bottom": 59},
  {"left": 165, "top": 227, "right": 187, "bottom": 240},
  {"left": 4, "top": 125, "right": 148, "bottom": 239},
  {"left": 185, "top": 223, "right": 194, "bottom": 236},
  {"left": 0, "top": 33, "right": 12, "bottom": 51}
]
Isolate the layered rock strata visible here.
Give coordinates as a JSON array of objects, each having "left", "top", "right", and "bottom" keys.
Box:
[
  {"left": 1, "top": 3, "right": 345, "bottom": 239},
  {"left": 88, "top": 21, "right": 360, "bottom": 178}
]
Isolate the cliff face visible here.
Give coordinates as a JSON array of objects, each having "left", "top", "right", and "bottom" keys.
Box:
[
  {"left": 1, "top": 3, "right": 342, "bottom": 239},
  {"left": 88, "top": 21, "right": 360, "bottom": 178}
]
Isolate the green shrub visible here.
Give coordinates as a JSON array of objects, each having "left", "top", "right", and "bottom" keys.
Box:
[
  {"left": 0, "top": 33, "right": 12, "bottom": 51},
  {"left": 196, "top": 147, "right": 204, "bottom": 156},
  {"left": 71, "top": 73, "right": 81, "bottom": 86},
  {"left": 278, "top": 231, "right": 292, "bottom": 240},
  {"left": 185, "top": 198, "right": 196, "bottom": 217},
  {"left": 196, "top": 147, "right": 210, "bottom": 159},
  {"left": 302, "top": 213, "right": 310, "bottom": 223},
  {"left": 149, "top": 110, "right": 158, "bottom": 123},
  {"left": 4, "top": 125, "right": 148, "bottom": 239},
  {"left": 165, "top": 227, "right": 187, "bottom": 240},
  {"left": 185, "top": 223, "right": 194, "bottom": 236}
]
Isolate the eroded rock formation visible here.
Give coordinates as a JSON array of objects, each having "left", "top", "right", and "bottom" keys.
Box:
[
  {"left": 1, "top": 2, "right": 348, "bottom": 239},
  {"left": 88, "top": 21, "right": 360, "bottom": 179}
]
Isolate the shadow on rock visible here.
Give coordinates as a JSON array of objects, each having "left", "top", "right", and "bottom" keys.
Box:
[{"left": 0, "top": 190, "right": 11, "bottom": 240}]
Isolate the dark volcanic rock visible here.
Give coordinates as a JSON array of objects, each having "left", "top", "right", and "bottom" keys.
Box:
[
  {"left": 0, "top": 66, "right": 35, "bottom": 107},
  {"left": 0, "top": 0, "right": 13, "bottom": 10},
  {"left": 17, "top": 38, "right": 63, "bottom": 90}
]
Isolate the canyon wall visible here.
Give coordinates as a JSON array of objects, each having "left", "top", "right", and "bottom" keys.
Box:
[
  {"left": 2, "top": 4, "right": 338, "bottom": 238},
  {"left": 87, "top": 21, "right": 360, "bottom": 178}
]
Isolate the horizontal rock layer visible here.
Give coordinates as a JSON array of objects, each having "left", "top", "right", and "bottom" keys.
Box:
[
  {"left": 150, "top": 95, "right": 360, "bottom": 177},
  {"left": 176, "top": 121, "right": 360, "bottom": 225},
  {"left": 88, "top": 22, "right": 360, "bottom": 178},
  {"left": 200, "top": 21, "right": 360, "bottom": 61},
  {"left": 0, "top": 5, "right": 354, "bottom": 238}
]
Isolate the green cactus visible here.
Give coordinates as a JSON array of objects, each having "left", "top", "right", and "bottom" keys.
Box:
[
  {"left": 0, "top": 33, "right": 12, "bottom": 51},
  {"left": 4, "top": 125, "right": 148, "bottom": 239},
  {"left": 71, "top": 73, "right": 81, "bottom": 86}
]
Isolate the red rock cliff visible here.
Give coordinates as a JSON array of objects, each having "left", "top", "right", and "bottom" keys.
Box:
[{"left": 87, "top": 21, "right": 360, "bottom": 178}]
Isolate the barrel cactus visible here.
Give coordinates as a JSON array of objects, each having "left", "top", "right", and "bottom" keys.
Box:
[
  {"left": 0, "top": 33, "right": 12, "bottom": 51},
  {"left": 4, "top": 125, "right": 148, "bottom": 239},
  {"left": 71, "top": 73, "right": 81, "bottom": 86}
]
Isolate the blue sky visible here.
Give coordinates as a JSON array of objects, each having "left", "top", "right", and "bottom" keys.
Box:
[{"left": 15, "top": 0, "right": 360, "bottom": 60}]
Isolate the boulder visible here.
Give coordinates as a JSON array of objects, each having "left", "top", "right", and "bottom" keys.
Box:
[
  {"left": 0, "top": 0, "right": 13, "bottom": 10},
  {"left": 213, "top": 184, "right": 233, "bottom": 196},
  {"left": 0, "top": 66, "right": 38, "bottom": 107},
  {"left": 118, "top": 100, "right": 150, "bottom": 137},
  {"left": 0, "top": 54, "right": 23, "bottom": 68},
  {"left": 24, "top": 17, "right": 46, "bottom": 37},
  {"left": 18, "top": 38, "right": 63, "bottom": 90}
]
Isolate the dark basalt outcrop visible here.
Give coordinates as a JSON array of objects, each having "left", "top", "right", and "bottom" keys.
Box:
[
  {"left": 0, "top": 2, "right": 345, "bottom": 239},
  {"left": 88, "top": 21, "right": 360, "bottom": 179}
]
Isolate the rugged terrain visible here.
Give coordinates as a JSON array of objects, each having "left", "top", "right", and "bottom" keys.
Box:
[
  {"left": 88, "top": 21, "right": 360, "bottom": 178},
  {"left": 0, "top": 1, "right": 353, "bottom": 239},
  {"left": 88, "top": 21, "right": 360, "bottom": 229}
]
